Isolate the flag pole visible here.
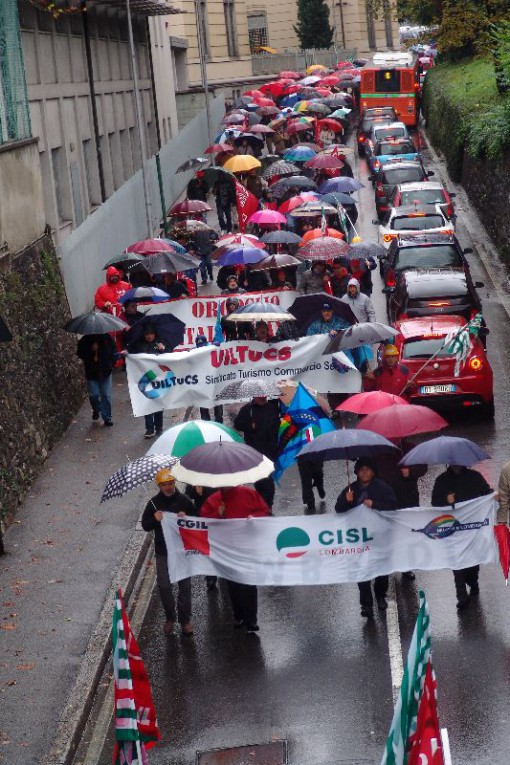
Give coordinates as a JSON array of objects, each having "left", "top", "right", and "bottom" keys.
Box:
[{"left": 440, "top": 728, "right": 453, "bottom": 765}]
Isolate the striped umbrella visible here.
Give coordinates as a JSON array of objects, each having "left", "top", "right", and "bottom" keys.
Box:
[{"left": 147, "top": 420, "right": 243, "bottom": 458}]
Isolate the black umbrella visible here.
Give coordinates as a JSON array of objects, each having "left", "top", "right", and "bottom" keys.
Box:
[
  {"left": 0, "top": 314, "right": 12, "bottom": 342},
  {"left": 297, "top": 429, "right": 398, "bottom": 462},
  {"left": 64, "top": 311, "right": 129, "bottom": 335},
  {"left": 101, "top": 454, "right": 178, "bottom": 502},
  {"left": 318, "top": 192, "right": 358, "bottom": 207},
  {"left": 103, "top": 252, "right": 144, "bottom": 270},
  {"left": 278, "top": 176, "right": 318, "bottom": 190},
  {"left": 250, "top": 253, "right": 302, "bottom": 271},
  {"left": 129, "top": 251, "right": 200, "bottom": 276},
  {"left": 261, "top": 230, "right": 303, "bottom": 245},
  {"left": 262, "top": 160, "right": 300, "bottom": 178},
  {"left": 176, "top": 157, "right": 208, "bottom": 173},
  {"left": 125, "top": 313, "right": 186, "bottom": 351},
  {"left": 288, "top": 292, "right": 357, "bottom": 331},
  {"left": 203, "top": 166, "right": 236, "bottom": 186},
  {"left": 172, "top": 441, "right": 274, "bottom": 488},
  {"left": 346, "top": 241, "right": 387, "bottom": 260}
]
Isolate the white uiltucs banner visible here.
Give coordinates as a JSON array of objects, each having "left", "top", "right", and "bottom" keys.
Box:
[
  {"left": 162, "top": 496, "right": 497, "bottom": 585},
  {"left": 125, "top": 335, "right": 361, "bottom": 414},
  {"left": 143, "top": 290, "right": 299, "bottom": 348}
]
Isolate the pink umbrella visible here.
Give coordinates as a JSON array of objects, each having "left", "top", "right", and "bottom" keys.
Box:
[
  {"left": 337, "top": 392, "right": 409, "bottom": 416},
  {"left": 248, "top": 210, "right": 287, "bottom": 225},
  {"left": 125, "top": 238, "right": 174, "bottom": 256},
  {"left": 358, "top": 404, "right": 448, "bottom": 439},
  {"left": 305, "top": 154, "right": 344, "bottom": 170},
  {"left": 168, "top": 199, "right": 212, "bottom": 216},
  {"left": 249, "top": 124, "right": 275, "bottom": 134}
]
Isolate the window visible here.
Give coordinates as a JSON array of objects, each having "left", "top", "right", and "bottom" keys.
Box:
[
  {"left": 247, "top": 12, "right": 268, "bottom": 53},
  {"left": 198, "top": 0, "right": 210, "bottom": 60},
  {"left": 224, "top": 0, "right": 238, "bottom": 57},
  {"left": 375, "top": 69, "right": 400, "bottom": 93},
  {"left": 391, "top": 214, "right": 444, "bottom": 231}
]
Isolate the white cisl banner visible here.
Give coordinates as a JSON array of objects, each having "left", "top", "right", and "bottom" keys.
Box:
[
  {"left": 125, "top": 335, "right": 361, "bottom": 414},
  {"left": 162, "top": 497, "right": 498, "bottom": 585},
  {"left": 144, "top": 290, "right": 299, "bottom": 348}
]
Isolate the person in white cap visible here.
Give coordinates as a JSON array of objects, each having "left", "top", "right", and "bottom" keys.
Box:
[{"left": 341, "top": 277, "right": 376, "bottom": 323}]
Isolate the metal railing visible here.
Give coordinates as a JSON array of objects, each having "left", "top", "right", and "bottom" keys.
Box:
[
  {"left": 0, "top": 0, "right": 32, "bottom": 144},
  {"left": 251, "top": 47, "right": 357, "bottom": 76}
]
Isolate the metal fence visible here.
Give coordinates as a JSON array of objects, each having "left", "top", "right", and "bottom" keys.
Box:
[
  {"left": 0, "top": 0, "right": 32, "bottom": 144},
  {"left": 251, "top": 47, "right": 357, "bottom": 76}
]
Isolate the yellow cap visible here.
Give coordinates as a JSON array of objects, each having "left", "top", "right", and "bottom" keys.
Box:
[
  {"left": 155, "top": 468, "right": 175, "bottom": 485},
  {"left": 351, "top": 236, "right": 362, "bottom": 243},
  {"left": 383, "top": 344, "right": 399, "bottom": 357}
]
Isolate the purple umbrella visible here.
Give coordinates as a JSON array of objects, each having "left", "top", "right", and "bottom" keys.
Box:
[
  {"left": 399, "top": 436, "right": 490, "bottom": 467},
  {"left": 215, "top": 245, "right": 268, "bottom": 266},
  {"left": 171, "top": 441, "right": 274, "bottom": 487},
  {"left": 319, "top": 178, "right": 365, "bottom": 194}
]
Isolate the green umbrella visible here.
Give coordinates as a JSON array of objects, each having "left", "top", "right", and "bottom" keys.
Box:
[{"left": 146, "top": 420, "right": 243, "bottom": 459}]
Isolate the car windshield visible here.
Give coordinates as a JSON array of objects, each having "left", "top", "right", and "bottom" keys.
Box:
[
  {"left": 391, "top": 214, "right": 444, "bottom": 231},
  {"left": 394, "top": 245, "right": 462, "bottom": 270},
  {"left": 375, "top": 127, "right": 407, "bottom": 141},
  {"left": 402, "top": 337, "right": 456, "bottom": 359},
  {"left": 383, "top": 167, "right": 425, "bottom": 184},
  {"left": 377, "top": 141, "right": 414, "bottom": 156},
  {"left": 400, "top": 189, "right": 444, "bottom": 205}
]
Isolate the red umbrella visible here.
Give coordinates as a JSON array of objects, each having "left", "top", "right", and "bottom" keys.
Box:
[
  {"left": 305, "top": 154, "right": 344, "bottom": 170},
  {"left": 317, "top": 118, "right": 344, "bottom": 133},
  {"left": 286, "top": 121, "right": 315, "bottom": 136},
  {"left": 168, "top": 199, "right": 212, "bottom": 216},
  {"left": 314, "top": 87, "right": 333, "bottom": 96},
  {"left": 337, "top": 392, "right": 409, "bottom": 416},
  {"left": 321, "top": 75, "right": 342, "bottom": 85},
  {"left": 205, "top": 143, "right": 234, "bottom": 154},
  {"left": 256, "top": 105, "right": 280, "bottom": 117},
  {"left": 259, "top": 82, "right": 286, "bottom": 98},
  {"left": 125, "top": 238, "right": 174, "bottom": 256},
  {"left": 298, "top": 236, "right": 349, "bottom": 260},
  {"left": 358, "top": 404, "right": 448, "bottom": 439},
  {"left": 279, "top": 70, "right": 301, "bottom": 79},
  {"left": 279, "top": 193, "right": 319, "bottom": 213},
  {"left": 217, "top": 233, "right": 265, "bottom": 248},
  {"left": 253, "top": 96, "right": 276, "bottom": 107},
  {"left": 300, "top": 228, "right": 345, "bottom": 243},
  {"left": 249, "top": 124, "right": 275, "bottom": 134},
  {"left": 494, "top": 524, "right": 510, "bottom": 584},
  {"left": 244, "top": 89, "right": 265, "bottom": 97}
]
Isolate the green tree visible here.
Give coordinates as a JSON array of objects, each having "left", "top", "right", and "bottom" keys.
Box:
[{"left": 294, "top": 0, "right": 334, "bottom": 49}]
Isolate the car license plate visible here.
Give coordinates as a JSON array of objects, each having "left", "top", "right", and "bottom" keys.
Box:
[{"left": 420, "top": 384, "right": 456, "bottom": 394}]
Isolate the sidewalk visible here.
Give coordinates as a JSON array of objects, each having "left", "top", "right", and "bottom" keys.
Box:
[{"left": 0, "top": 373, "right": 189, "bottom": 765}]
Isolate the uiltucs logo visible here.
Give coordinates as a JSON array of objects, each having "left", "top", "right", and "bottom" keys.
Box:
[
  {"left": 276, "top": 525, "right": 374, "bottom": 558},
  {"left": 138, "top": 364, "right": 198, "bottom": 399},
  {"left": 412, "top": 513, "right": 489, "bottom": 540}
]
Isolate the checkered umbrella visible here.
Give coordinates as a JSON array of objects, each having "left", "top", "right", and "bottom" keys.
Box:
[{"left": 100, "top": 455, "right": 178, "bottom": 503}]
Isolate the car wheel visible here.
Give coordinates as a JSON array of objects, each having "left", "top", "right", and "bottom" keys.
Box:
[{"left": 480, "top": 397, "right": 495, "bottom": 420}]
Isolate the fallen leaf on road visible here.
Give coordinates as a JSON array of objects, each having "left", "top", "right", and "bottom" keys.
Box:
[
  {"left": 0, "top": 624, "right": 16, "bottom": 631},
  {"left": 16, "top": 664, "right": 34, "bottom": 671},
  {"left": 5, "top": 680, "right": 16, "bottom": 686}
]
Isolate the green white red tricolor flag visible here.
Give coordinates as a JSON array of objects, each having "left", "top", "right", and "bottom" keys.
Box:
[
  {"left": 381, "top": 590, "right": 445, "bottom": 765},
  {"left": 112, "top": 589, "right": 161, "bottom": 765}
]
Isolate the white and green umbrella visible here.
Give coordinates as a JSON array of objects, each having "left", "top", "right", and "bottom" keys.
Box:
[{"left": 146, "top": 420, "right": 243, "bottom": 459}]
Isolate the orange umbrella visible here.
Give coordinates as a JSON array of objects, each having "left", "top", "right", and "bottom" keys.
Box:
[
  {"left": 300, "top": 228, "right": 344, "bottom": 244},
  {"left": 223, "top": 155, "right": 261, "bottom": 173}
]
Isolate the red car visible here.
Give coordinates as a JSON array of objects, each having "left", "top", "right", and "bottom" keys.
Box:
[{"left": 392, "top": 316, "right": 494, "bottom": 417}]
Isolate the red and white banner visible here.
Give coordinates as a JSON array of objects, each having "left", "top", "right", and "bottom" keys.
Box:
[
  {"left": 235, "top": 179, "right": 259, "bottom": 232},
  {"left": 144, "top": 290, "right": 299, "bottom": 348}
]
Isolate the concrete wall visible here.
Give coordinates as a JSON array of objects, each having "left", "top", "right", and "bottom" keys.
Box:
[
  {"left": 59, "top": 93, "right": 225, "bottom": 316},
  {"left": 0, "top": 138, "right": 45, "bottom": 254}
]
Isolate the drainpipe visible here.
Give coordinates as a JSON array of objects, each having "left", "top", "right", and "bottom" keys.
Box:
[
  {"left": 146, "top": 17, "right": 169, "bottom": 237},
  {"left": 81, "top": 1, "right": 106, "bottom": 202}
]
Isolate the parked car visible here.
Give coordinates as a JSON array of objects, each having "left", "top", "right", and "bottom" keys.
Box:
[
  {"left": 385, "top": 269, "right": 484, "bottom": 324},
  {"left": 375, "top": 205, "right": 454, "bottom": 248},
  {"left": 393, "top": 315, "right": 494, "bottom": 417},
  {"left": 379, "top": 233, "right": 473, "bottom": 285},
  {"left": 368, "top": 138, "right": 420, "bottom": 179},
  {"left": 389, "top": 181, "right": 456, "bottom": 220},
  {"left": 356, "top": 106, "right": 397, "bottom": 156},
  {"left": 374, "top": 160, "right": 434, "bottom": 219}
]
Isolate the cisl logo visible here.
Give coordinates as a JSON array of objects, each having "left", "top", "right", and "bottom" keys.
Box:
[{"left": 276, "top": 527, "right": 311, "bottom": 558}]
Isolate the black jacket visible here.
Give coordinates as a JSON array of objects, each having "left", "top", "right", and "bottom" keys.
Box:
[
  {"left": 185, "top": 484, "right": 216, "bottom": 513},
  {"left": 77, "top": 334, "right": 117, "bottom": 380},
  {"left": 392, "top": 474, "right": 420, "bottom": 509},
  {"left": 335, "top": 477, "right": 398, "bottom": 513},
  {"left": 128, "top": 336, "right": 168, "bottom": 354},
  {"left": 141, "top": 489, "right": 196, "bottom": 556},
  {"left": 431, "top": 467, "right": 492, "bottom": 506},
  {"left": 234, "top": 400, "right": 280, "bottom": 461}
]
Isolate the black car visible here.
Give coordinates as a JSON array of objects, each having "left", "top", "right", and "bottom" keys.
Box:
[
  {"left": 356, "top": 106, "right": 397, "bottom": 156},
  {"left": 386, "top": 268, "right": 484, "bottom": 324},
  {"left": 379, "top": 233, "right": 473, "bottom": 284},
  {"left": 374, "top": 160, "right": 434, "bottom": 219}
]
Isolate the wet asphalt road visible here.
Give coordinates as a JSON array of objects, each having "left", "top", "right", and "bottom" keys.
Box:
[{"left": 83, "top": 133, "right": 510, "bottom": 765}]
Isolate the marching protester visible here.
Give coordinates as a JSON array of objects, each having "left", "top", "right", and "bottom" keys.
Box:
[
  {"left": 330, "top": 261, "right": 351, "bottom": 297},
  {"left": 363, "top": 345, "right": 411, "bottom": 397},
  {"left": 201, "top": 484, "right": 271, "bottom": 632},
  {"left": 306, "top": 302, "right": 350, "bottom": 337},
  {"left": 340, "top": 278, "right": 376, "bottom": 323},
  {"left": 214, "top": 177, "right": 236, "bottom": 233},
  {"left": 254, "top": 320, "right": 273, "bottom": 343},
  {"left": 299, "top": 261, "right": 330, "bottom": 294},
  {"left": 161, "top": 272, "right": 189, "bottom": 299},
  {"left": 76, "top": 333, "right": 118, "bottom": 427},
  {"left": 128, "top": 323, "right": 168, "bottom": 438},
  {"left": 222, "top": 274, "right": 245, "bottom": 294},
  {"left": 431, "top": 464, "right": 492, "bottom": 609},
  {"left": 187, "top": 170, "right": 209, "bottom": 202},
  {"left": 221, "top": 298, "right": 253, "bottom": 341},
  {"left": 142, "top": 469, "right": 196, "bottom": 636},
  {"left": 335, "top": 458, "right": 398, "bottom": 618},
  {"left": 234, "top": 396, "right": 280, "bottom": 509},
  {"left": 94, "top": 266, "right": 129, "bottom": 315}
]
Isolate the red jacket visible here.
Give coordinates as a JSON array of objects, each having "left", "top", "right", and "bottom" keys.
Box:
[
  {"left": 95, "top": 266, "right": 130, "bottom": 314},
  {"left": 364, "top": 362, "right": 411, "bottom": 397},
  {"left": 200, "top": 486, "right": 270, "bottom": 519}
]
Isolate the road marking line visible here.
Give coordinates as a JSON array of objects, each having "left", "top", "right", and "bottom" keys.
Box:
[{"left": 386, "top": 578, "right": 404, "bottom": 703}]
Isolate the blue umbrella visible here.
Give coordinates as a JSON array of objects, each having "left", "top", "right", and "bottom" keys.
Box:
[
  {"left": 160, "top": 238, "right": 187, "bottom": 254},
  {"left": 399, "top": 436, "right": 490, "bottom": 467},
  {"left": 216, "top": 246, "right": 267, "bottom": 267},
  {"left": 319, "top": 178, "right": 365, "bottom": 194},
  {"left": 297, "top": 428, "right": 398, "bottom": 463},
  {"left": 280, "top": 94, "right": 302, "bottom": 107},
  {"left": 283, "top": 146, "right": 317, "bottom": 163},
  {"left": 119, "top": 287, "right": 169, "bottom": 304}
]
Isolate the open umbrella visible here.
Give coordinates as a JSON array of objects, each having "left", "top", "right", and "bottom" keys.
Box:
[
  {"left": 300, "top": 102, "right": 331, "bottom": 115},
  {"left": 159, "top": 238, "right": 187, "bottom": 254},
  {"left": 286, "top": 121, "right": 315, "bottom": 136},
  {"left": 359, "top": 405, "right": 448, "bottom": 439},
  {"left": 297, "top": 428, "right": 398, "bottom": 462},
  {"left": 346, "top": 241, "right": 387, "bottom": 260},
  {"left": 494, "top": 525, "right": 510, "bottom": 584},
  {"left": 103, "top": 252, "right": 144, "bottom": 270},
  {"left": 215, "top": 246, "right": 267, "bottom": 267},
  {"left": 125, "top": 238, "right": 174, "bottom": 256},
  {"left": 175, "top": 219, "right": 213, "bottom": 232},
  {"left": 100, "top": 455, "right": 178, "bottom": 502},
  {"left": 323, "top": 322, "right": 395, "bottom": 353},
  {"left": 305, "top": 154, "right": 344, "bottom": 170},
  {"left": 283, "top": 146, "right": 317, "bottom": 162},
  {"left": 319, "top": 192, "right": 358, "bottom": 207},
  {"left": 168, "top": 199, "right": 212, "bottom": 216},
  {"left": 217, "top": 233, "right": 264, "bottom": 248},
  {"left": 125, "top": 313, "right": 186, "bottom": 350},
  {"left": 298, "top": 236, "right": 350, "bottom": 260},
  {"left": 261, "top": 230, "right": 303, "bottom": 245},
  {"left": 202, "top": 166, "right": 236, "bottom": 185},
  {"left": 64, "top": 311, "right": 129, "bottom": 335},
  {"left": 129, "top": 251, "right": 200, "bottom": 275},
  {"left": 176, "top": 157, "right": 208, "bottom": 173},
  {"left": 119, "top": 287, "right": 169, "bottom": 304},
  {"left": 247, "top": 210, "right": 287, "bottom": 225},
  {"left": 276, "top": 176, "right": 318, "bottom": 190},
  {"left": 250, "top": 253, "right": 301, "bottom": 271},
  {"left": 262, "top": 160, "right": 300, "bottom": 178},
  {"left": 319, "top": 178, "right": 364, "bottom": 194},
  {"left": 256, "top": 105, "right": 280, "bottom": 117},
  {"left": 216, "top": 379, "right": 281, "bottom": 402},
  {"left": 399, "top": 436, "right": 490, "bottom": 467},
  {"left": 291, "top": 202, "right": 338, "bottom": 218},
  {"left": 228, "top": 302, "right": 295, "bottom": 322},
  {"left": 147, "top": 420, "right": 243, "bottom": 458},
  {"left": 316, "top": 118, "right": 343, "bottom": 132},
  {"left": 300, "top": 228, "right": 344, "bottom": 243},
  {"left": 288, "top": 293, "right": 356, "bottom": 330},
  {"left": 279, "top": 194, "right": 319, "bottom": 213},
  {"left": 279, "top": 70, "right": 301, "bottom": 79},
  {"left": 171, "top": 441, "right": 274, "bottom": 488},
  {"left": 204, "top": 143, "right": 234, "bottom": 154},
  {"left": 223, "top": 155, "right": 261, "bottom": 173},
  {"left": 336, "top": 391, "right": 409, "bottom": 415},
  {"left": 249, "top": 124, "right": 275, "bottom": 134}
]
